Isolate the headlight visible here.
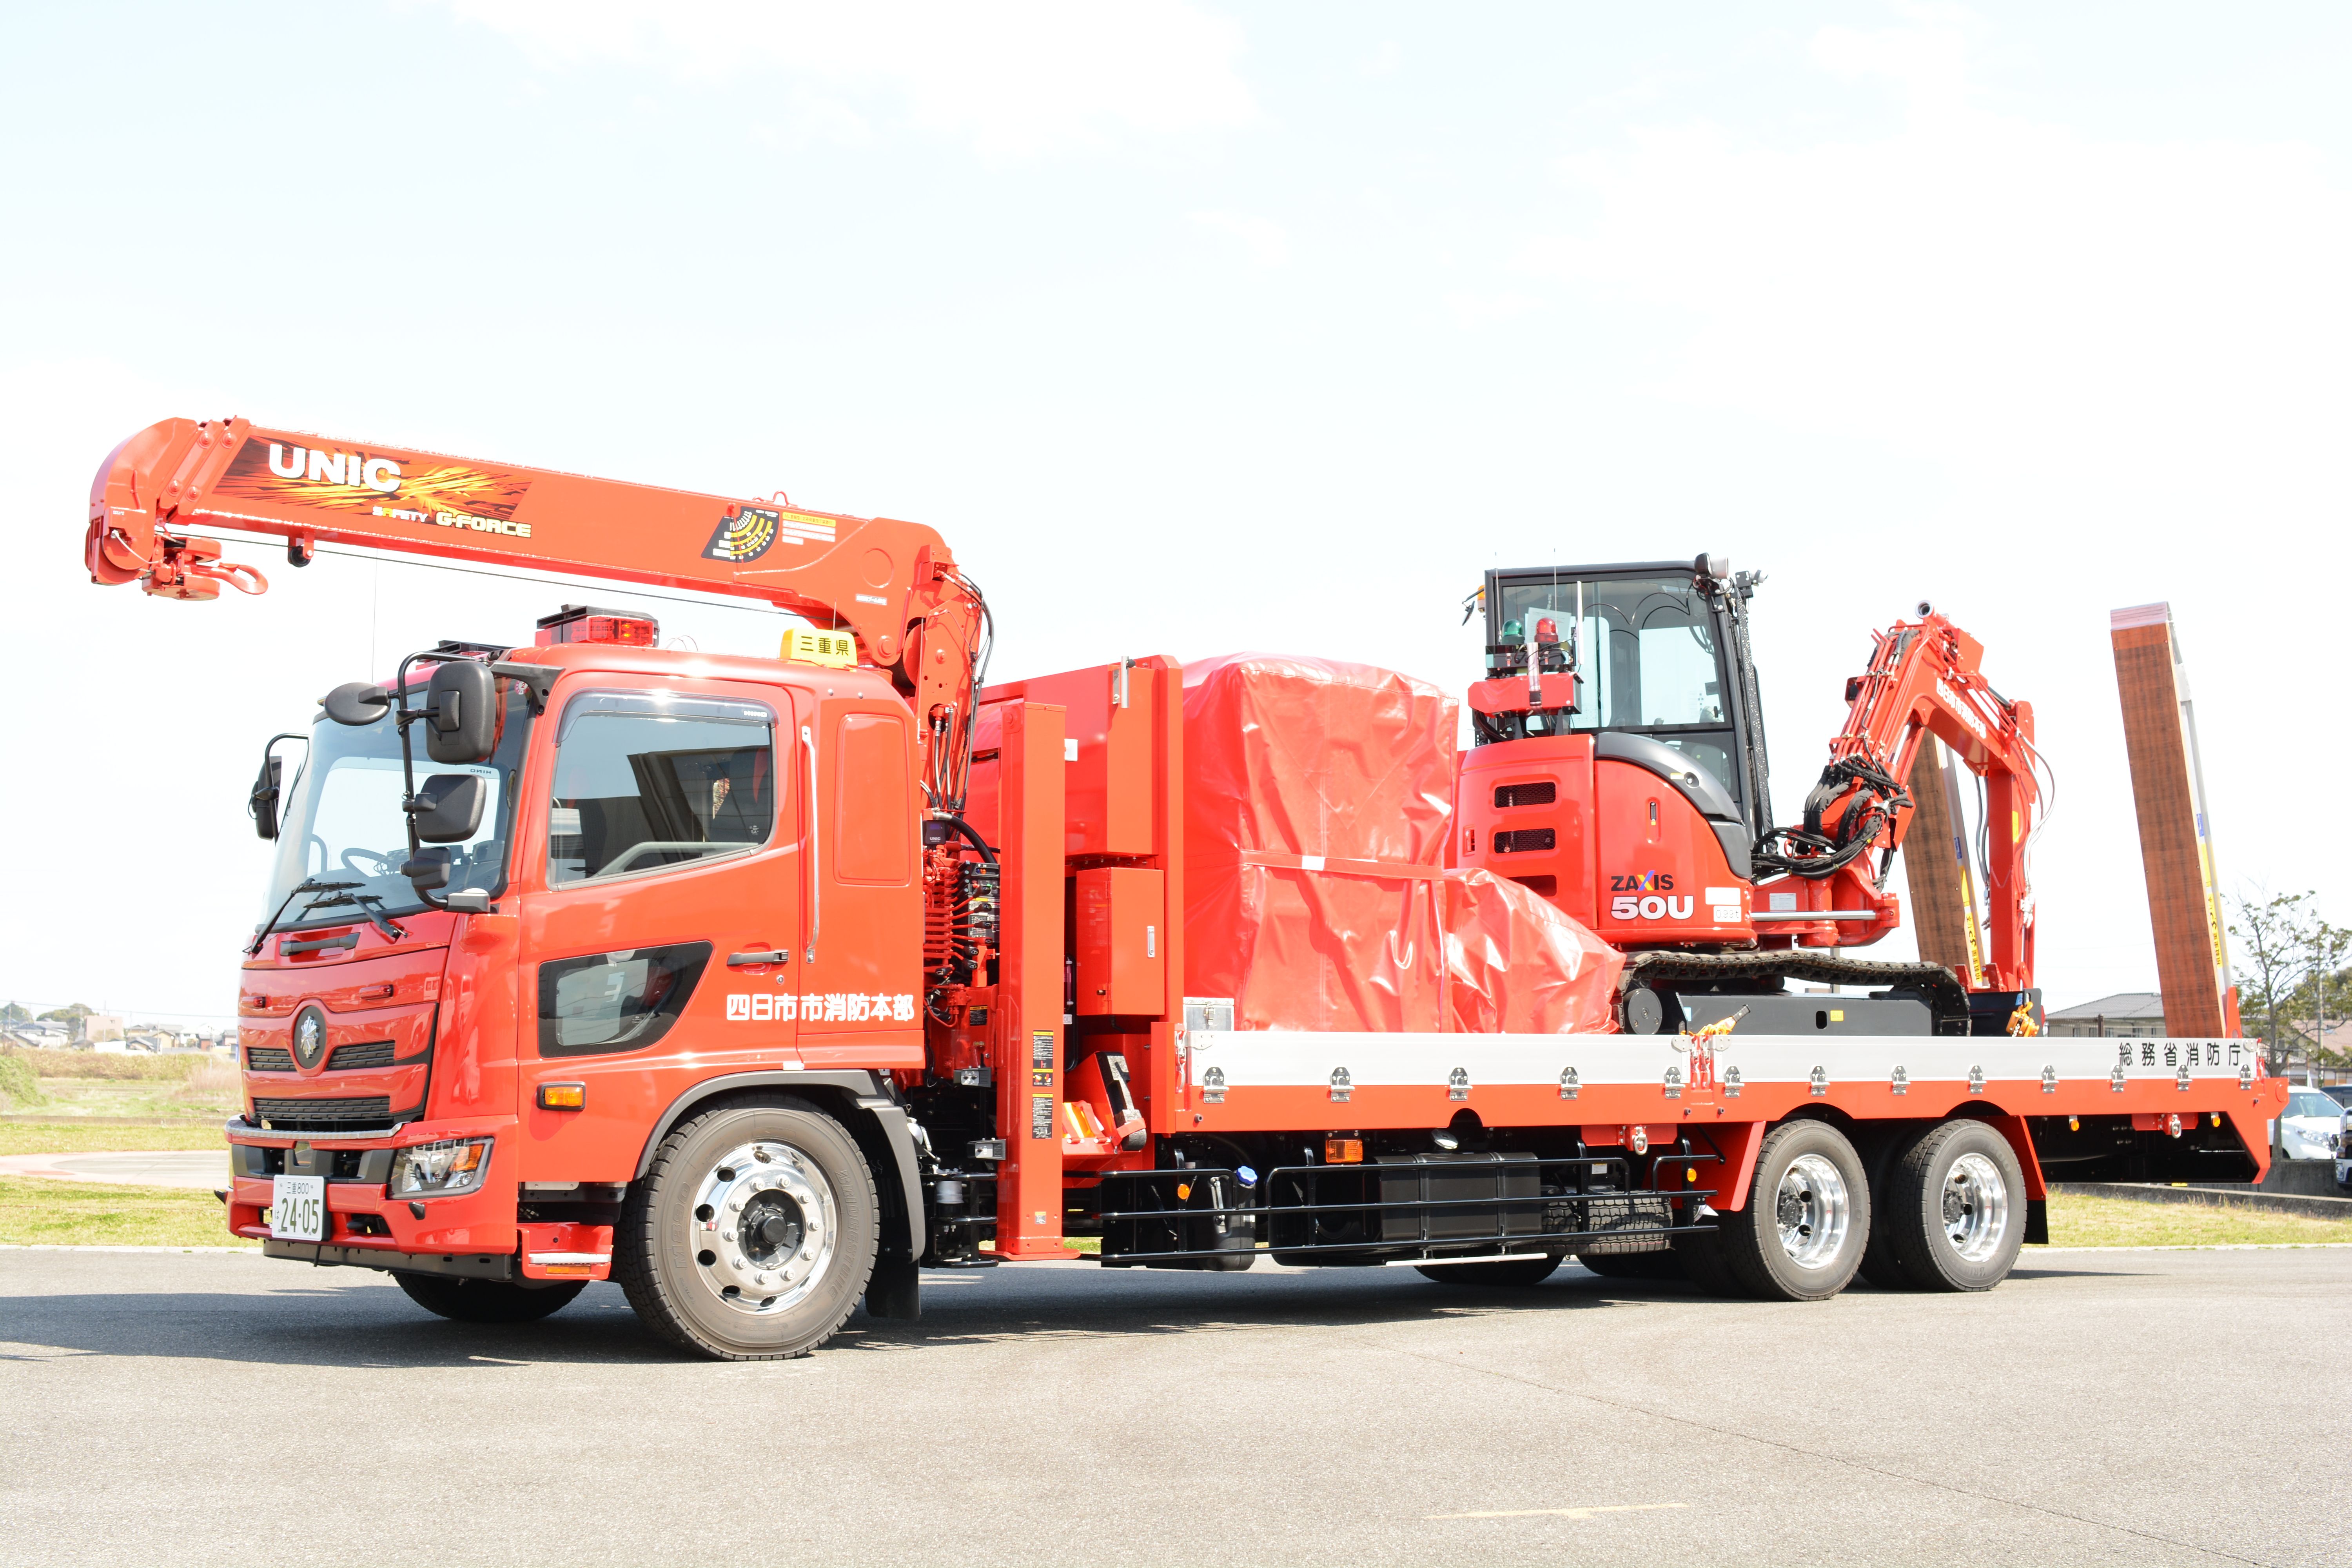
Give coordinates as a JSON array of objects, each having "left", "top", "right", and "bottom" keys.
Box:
[{"left": 389, "top": 1137, "right": 494, "bottom": 1198}]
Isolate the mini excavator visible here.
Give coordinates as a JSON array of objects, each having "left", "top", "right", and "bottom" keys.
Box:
[{"left": 1454, "top": 555, "right": 2048, "bottom": 1038}]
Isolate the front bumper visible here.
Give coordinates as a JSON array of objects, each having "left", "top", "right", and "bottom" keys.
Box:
[{"left": 225, "top": 1116, "right": 613, "bottom": 1282}]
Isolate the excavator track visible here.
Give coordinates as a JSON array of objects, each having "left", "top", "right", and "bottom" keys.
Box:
[{"left": 1620, "top": 949, "right": 1972, "bottom": 1036}]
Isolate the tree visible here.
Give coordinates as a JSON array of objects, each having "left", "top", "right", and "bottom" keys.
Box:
[
  {"left": 0, "top": 1002, "right": 27, "bottom": 1024},
  {"left": 2227, "top": 888, "right": 2325, "bottom": 1076},
  {"left": 2288, "top": 926, "right": 2350, "bottom": 1079},
  {"left": 37, "top": 1002, "right": 93, "bottom": 1024}
]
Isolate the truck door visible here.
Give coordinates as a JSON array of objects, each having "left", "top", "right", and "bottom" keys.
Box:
[
  {"left": 791, "top": 694, "right": 924, "bottom": 1070},
  {"left": 515, "top": 677, "right": 802, "bottom": 1183}
]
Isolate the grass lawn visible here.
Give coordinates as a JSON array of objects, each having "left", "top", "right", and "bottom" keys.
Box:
[
  {"left": 0, "top": 1177, "right": 252, "bottom": 1249},
  {"left": 17, "top": 1076, "right": 241, "bottom": 1122},
  {"left": 0, "top": 1122, "right": 231, "bottom": 1157},
  {"left": 2042, "top": 1192, "right": 2352, "bottom": 1249}
]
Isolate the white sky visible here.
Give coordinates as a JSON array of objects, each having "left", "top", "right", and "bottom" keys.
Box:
[{"left": 3, "top": 2, "right": 2345, "bottom": 1025}]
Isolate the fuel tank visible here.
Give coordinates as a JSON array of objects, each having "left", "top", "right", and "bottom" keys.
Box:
[{"left": 1456, "top": 732, "right": 1755, "bottom": 947}]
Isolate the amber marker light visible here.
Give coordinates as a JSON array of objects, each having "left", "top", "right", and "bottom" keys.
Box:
[
  {"left": 1324, "top": 1138, "right": 1363, "bottom": 1163},
  {"left": 538, "top": 1083, "right": 587, "bottom": 1111}
]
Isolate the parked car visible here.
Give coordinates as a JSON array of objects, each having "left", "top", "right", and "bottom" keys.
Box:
[
  {"left": 2275, "top": 1087, "right": 2348, "bottom": 1160},
  {"left": 2325, "top": 1088, "right": 2352, "bottom": 1188}
]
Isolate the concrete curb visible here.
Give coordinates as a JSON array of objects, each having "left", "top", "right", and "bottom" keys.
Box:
[
  {"left": 0, "top": 1243, "right": 261, "bottom": 1253},
  {"left": 2052, "top": 1181, "right": 2352, "bottom": 1222}
]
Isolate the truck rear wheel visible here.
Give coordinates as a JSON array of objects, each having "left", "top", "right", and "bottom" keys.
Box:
[
  {"left": 615, "top": 1098, "right": 879, "bottom": 1360},
  {"left": 1673, "top": 1230, "right": 1741, "bottom": 1296},
  {"left": 1881, "top": 1119, "right": 2026, "bottom": 1292},
  {"left": 1574, "top": 1249, "right": 1682, "bottom": 1280},
  {"left": 393, "top": 1272, "right": 585, "bottom": 1323},
  {"left": 1715, "top": 1120, "right": 1869, "bottom": 1301},
  {"left": 1415, "top": 1254, "right": 1563, "bottom": 1286}
]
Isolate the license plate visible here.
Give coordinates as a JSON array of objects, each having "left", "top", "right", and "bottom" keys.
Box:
[{"left": 269, "top": 1175, "right": 327, "bottom": 1241}]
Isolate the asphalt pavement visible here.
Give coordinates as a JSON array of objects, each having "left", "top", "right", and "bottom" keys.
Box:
[{"left": 2, "top": 1245, "right": 2346, "bottom": 1566}]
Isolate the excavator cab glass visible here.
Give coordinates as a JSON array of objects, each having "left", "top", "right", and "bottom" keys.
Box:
[
  {"left": 259, "top": 678, "right": 533, "bottom": 927},
  {"left": 1484, "top": 561, "right": 1759, "bottom": 826}
]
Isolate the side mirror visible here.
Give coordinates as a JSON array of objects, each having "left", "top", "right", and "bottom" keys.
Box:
[
  {"left": 423, "top": 662, "right": 498, "bottom": 764},
  {"left": 322, "top": 682, "right": 392, "bottom": 727},
  {"left": 401, "top": 847, "right": 450, "bottom": 892},
  {"left": 410, "top": 773, "right": 488, "bottom": 844},
  {"left": 249, "top": 754, "right": 283, "bottom": 840}
]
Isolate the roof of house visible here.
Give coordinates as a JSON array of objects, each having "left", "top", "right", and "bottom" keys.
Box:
[{"left": 2048, "top": 991, "right": 2166, "bottom": 1021}]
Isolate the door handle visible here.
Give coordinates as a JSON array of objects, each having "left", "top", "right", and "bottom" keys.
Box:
[{"left": 728, "top": 950, "right": 790, "bottom": 967}]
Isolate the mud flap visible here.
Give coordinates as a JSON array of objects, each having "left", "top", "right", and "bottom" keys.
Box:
[
  {"left": 865, "top": 1253, "right": 922, "bottom": 1321},
  {"left": 2025, "top": 1197, "right": 2048, "bottom": 1246}
]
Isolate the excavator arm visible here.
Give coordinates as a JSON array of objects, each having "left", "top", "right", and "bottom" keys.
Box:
[
  {"left": 87, "top": 414, "right": 990, "bottom": 810},
  {"left": 1756, "top": 606, "right": 2043, "bottom": 993}
]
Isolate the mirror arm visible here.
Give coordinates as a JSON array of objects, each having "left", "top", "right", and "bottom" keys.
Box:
[{"left": 489, "top": 661, "right": 555, "bottom": 715}]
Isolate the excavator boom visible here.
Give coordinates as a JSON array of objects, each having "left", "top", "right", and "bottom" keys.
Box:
[{"left": 1766, "top": 605, "right": 2044, "bottom": 993}]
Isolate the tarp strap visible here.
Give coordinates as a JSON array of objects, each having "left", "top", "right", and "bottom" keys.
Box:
[{"left": 1238, "top": 850, "right": 1447, "bottom": 881}]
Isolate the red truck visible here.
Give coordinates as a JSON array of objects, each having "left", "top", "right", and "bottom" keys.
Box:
[{"left": 85, "top": 416, "right": 2287, "bottom": 1358}]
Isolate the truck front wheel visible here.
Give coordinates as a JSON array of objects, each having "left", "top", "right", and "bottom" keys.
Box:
[
  {"left": 1715, "top": 1120, "right": 1869, "bottom": 1301},
  {"left": 615, "top": 1098, "right": 880, "bottom": 1360},
  {"left": 394, "top": 1272, "right": 585, "bottom": 1323}
]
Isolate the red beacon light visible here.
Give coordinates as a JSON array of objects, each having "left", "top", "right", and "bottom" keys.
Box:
[
  {"left": 535, "top": 603, "right": 659, "bottom": 648},
  {"left": 1534, "top": 616, "right": 1559, "bottom": 643}
]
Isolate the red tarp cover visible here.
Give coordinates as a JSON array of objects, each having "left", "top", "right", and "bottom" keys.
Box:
[
  {"left": 1443, "top": 869, "right": 1624, "bottom": 1035},
  {"left": 1182, "top": 653, "right": 1620, "bottom": 1034}
]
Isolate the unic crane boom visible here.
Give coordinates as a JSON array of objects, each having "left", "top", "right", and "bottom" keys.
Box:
[
  {"left": 1758, "top": 606, "right": 2044, "bottom": 992},
  {"left": 86, "top": 414, "right": 990, "bottom": 810}
]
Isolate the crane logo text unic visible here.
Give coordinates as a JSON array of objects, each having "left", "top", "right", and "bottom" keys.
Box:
[{"left": 267, "top": 443, "right": 401, "bottom": 494}]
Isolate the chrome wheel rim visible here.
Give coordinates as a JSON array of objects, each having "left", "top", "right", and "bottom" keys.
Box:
[
  {"left": 1773, "top": 1152, "right": 1850, "bottom": 1269},
  {"left": 1941, "top": 1151, "right": 2009, "bottom": 1263},
  {"left": 690, "top": 1140, "right": 838, "bottom": 1316}
]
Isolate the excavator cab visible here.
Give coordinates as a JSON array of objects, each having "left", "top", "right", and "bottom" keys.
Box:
[
  {"left": 1472, "top": 555, "right": 1770, "bottom": 846},
  {"left": 1457, "top": 555, "right": 1769, "bottom": 966}
]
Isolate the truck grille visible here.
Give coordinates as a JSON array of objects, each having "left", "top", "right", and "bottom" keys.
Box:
[
  {"left": 1492, "top": 828, "right": 1556, "bottom": 854},
  {"left": 246, "top": 1047, "right": 295, "bottom": 1073},
  {"left": 253, "top": 1096, "right": 393, "bottom": 1129},
  {"left": 327, "top": 1041, "right": 396, "bottom": 1070},
  {"left": 1493, "top": 782, "right": 1556, "bottom": 808}
]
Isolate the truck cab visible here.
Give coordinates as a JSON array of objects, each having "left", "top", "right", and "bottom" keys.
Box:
[{"left": 232, "top": 628, "right": 927, "bottom": 1332}]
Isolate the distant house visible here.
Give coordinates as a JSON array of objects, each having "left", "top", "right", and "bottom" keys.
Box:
[{"left": 2046, "top": 993, "right": 2167, "bottom": 1039}]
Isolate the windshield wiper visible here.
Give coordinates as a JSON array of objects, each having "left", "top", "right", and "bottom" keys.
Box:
[
  {"left": 299, "top": 891, "right": 409, "bottom": 944},
  {"left": 249, "top": 878, "right": 360, "bottom": 957}
]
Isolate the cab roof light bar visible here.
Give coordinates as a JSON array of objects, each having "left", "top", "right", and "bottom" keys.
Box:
[{"left": 535, "top": 603, "right": 659, "bottom": 647}]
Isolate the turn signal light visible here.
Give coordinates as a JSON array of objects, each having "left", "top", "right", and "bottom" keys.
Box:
[
  {"left": 1324, "top": 1138, "right": 1363, "bottom": 1163},
  {"left": 538, "top": 1083, "right": 587, "bottom": 1111}
]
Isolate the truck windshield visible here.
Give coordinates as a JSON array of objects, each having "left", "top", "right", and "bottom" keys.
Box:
[
  {"left": 1499, "top": 574, "right": 1738, "bottom": 803},
  {"left": 261, "top": 677, "right": 533, "bottom": 928}
]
